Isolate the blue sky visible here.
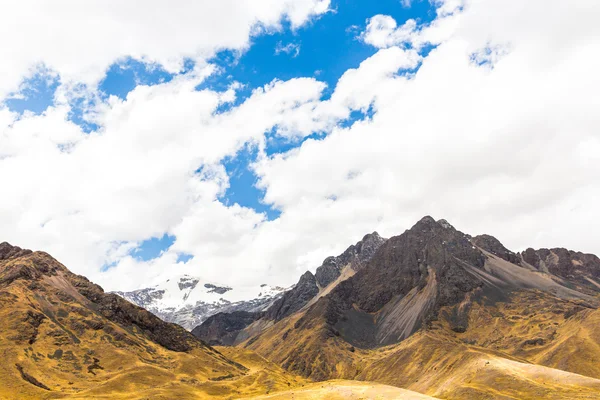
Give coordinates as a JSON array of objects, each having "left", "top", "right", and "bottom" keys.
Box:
[
  {"left": 2, "top": 0, "right": 438, "bottom": 263},
  {"left": 2, "top": 0, "right": 593, "bottom": 290}
]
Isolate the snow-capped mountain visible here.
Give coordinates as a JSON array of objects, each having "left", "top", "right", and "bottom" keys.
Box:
[{"left": 113, "top": 274, "right": 287, "bottom": 330}]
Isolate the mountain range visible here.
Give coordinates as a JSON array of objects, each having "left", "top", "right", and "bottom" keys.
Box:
[
  {"left": 113, "top": 275, "right": 287, "bottom": 330},
  {"left": 3, "top": 216, "right": 600, "bottom": 399},
  {"left": 193, "top": 216, "right": 600, "bottom": 399}
]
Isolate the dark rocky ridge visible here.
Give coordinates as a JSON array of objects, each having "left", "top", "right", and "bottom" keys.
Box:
[
  {"left": 315, "top": 232, "right": 385, "bottom": 287},
  {"left": 521, "top": 247, "right": 600, "bottom": 278},
  {"left": 204, "top": 283, "right": 232, "bottom": 294},
  {"left": 191, "top": 311, "right": 264, "bottom": 346},
  {"left": 267, "top": 231, "right": 386, "bottom": 322},
  {"left": 0, "top": 242, "right": 32, "bottom": 261},
  {"left": 294, "top": 216, "right": 487, "bottom": 347},
  {"left": 192, "top": 231, "right": 386, "bottom": 345},
  {"left": 291, "top": 217, "right": 600, "bottom": 351},
  {"left": 520, "top": 247, "right": 600, "bottom": 292},
  {"left": 265, "top": 271, "right": 319, "bottom": 321},
  {"left": 472, "top": 234, "right": 520, "bottom": 264}
]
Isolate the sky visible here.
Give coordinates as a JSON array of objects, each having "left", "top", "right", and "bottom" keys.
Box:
[{"left": 1, "top": 0, "right": 599, "bottom": 291}]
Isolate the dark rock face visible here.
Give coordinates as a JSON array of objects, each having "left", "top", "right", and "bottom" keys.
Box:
[
  {"left": 273, "top": 231, "right": 385, "bottom": 322},
  {"left": 315, "top": 232, "right": 385, "bottom": 288},
  {"left": 472, "top": 234, "right": 520, "bottom": 264},
  {"left": 204, "top": 283, "right": 231, "bottom": 295},
  {"left": 0, "top": 249, "right": 61, "bottom": 286},
  {"left": 178, "top": 277, "right": 199, "bottom": 291},
  {"left": 191, "top": 231, "right": 386, "bottom": 343},
  {"left": 15, "top": 363, "right": 50, "bottom": 391},
  {"left": 354, "top": 216, "right": 484, "bottom": 312},
  {"left": 521, "top": 247, "right": 600, "bottom": 288},
  {"left": 299, "top": 216, "right": 487, "bottom": 348},
  {"left": 265, "top": 271, "right": 319, "bottom": 321},
  {"left": 191, "top": 311, "right": 263, "bottom": 346},
  {"left": 0, "top": 242, "right": 32, "bottom": 261}
]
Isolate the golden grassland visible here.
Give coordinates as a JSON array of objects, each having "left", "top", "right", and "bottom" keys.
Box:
[
  {"left": 245, "top": 380, "right": 438, "bottom": 399},
  {"left": 0, "top": 254, "right": 304, "bottom": 400},
  {"left": 244, "top": 290, "right": 600, "bottom": 399},
  {"left": 3, "top": 250, "right": 600, "bottom": 399}
]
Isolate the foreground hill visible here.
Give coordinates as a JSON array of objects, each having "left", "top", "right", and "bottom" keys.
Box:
[
  {"left": 245, "top": 380, "right": 439, "bottom": 399},
  {"left": 195, "top": 216, "right": 600, "bottom": 399},
  {"left": 0, "top": 242, "right": 306, "bottom": 399}
]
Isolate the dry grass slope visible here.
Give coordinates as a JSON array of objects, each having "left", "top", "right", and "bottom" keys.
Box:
[
  {"left": 0, "top": 247, "right": 306, "bottom": 400},
  {"left": 246, "top": 380, "right": 439, "bottom": 399},
  {"left": 244, "top": 288, "right": 600, "bottom": 399}
]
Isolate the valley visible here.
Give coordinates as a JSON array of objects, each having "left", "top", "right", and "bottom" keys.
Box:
[{"left": 3, "top": 217, "right": 600, "bottom": 399}]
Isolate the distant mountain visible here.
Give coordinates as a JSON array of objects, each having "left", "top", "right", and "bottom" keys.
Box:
[
  {"left": 192, "top": 231, "right": 386, "bottom": 345},
  {"left": 113, "top": 274, "right": 287, "bottom": 330},
  {"left": 193, "top": 217, "right": 600, "bottom": 399}
]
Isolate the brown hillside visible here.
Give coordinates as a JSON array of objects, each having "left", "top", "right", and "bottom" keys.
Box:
[{"left": 0, "top": 242, "right": 305, "bottom": 399}]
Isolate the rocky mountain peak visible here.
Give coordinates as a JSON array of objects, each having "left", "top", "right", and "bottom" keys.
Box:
[
  {"left": 472, "top": 234, "right": 519, "bottom": 264},
  {"left": 521, "top": 247, "right": 600, "bottom": 287},
  {"left": 437, "top": 219, "right": 454, "bottom": 229},
  {"left": 410, "top": 215, "right": 438, "bottom": 230},
  {"left": 0, "top": 247, "right": 66, "bottom": 286},
  {"left": 0, "top": 241, "right": 32, "bottom": 261},
  {"left": 265, "top": 271, "right": 319, "bottom": 321},
  {"left": 315, "top": 231, "right": 386, "bottom": 288}
]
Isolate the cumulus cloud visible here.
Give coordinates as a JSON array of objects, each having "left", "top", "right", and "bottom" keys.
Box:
[
  {"left": 361, "top": 15, "right": 419, "bottom": 48},
  {"left": 0, "top": 70, "right": 331, "bottom": 289},
  {"left": 0, "top": 0, "right": 330, "bottom": 98},
  {"left": 1, "top": 0, "right": 600, "bottom": 292},
  {"left": 253, "top": 0, "right": 600, "bottom": 280}
]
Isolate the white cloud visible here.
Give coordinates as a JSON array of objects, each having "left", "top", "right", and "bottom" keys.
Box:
[
  {"left": 275, "top": 42, "right": 301, "bottom": 57},
  {"left": 0, "top": 0, "right": 330, "bottom": 99},
  {"left": 361, "top": 15, "right": 418, "bottom": 49},
  {"left": 0, "top": 67, "right": 328, "bottom": 290},
  {"left": 2, "top": 0, "right": 600, "bottom": 293},
  {"left": 252, "top": 0, "right": 600, "bottom": 282}
]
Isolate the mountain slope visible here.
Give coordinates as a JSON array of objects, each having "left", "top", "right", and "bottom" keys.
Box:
[
  {"left": 192, "top": 232, "right": 386, "bottom": 345},
  {"left": 210, "top": 217, "right": 600, "bottom": 399},
  {"left": 0, "top": 242, "right": 304, "bottom": 399},
  {"left": 246, "top": 380, "right": 439, "bottom": 400}
]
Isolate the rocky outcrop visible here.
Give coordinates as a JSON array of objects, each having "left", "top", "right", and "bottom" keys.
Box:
[
  {"left": 193, "top": 231, "right": 386, "bottom": 344},
  {"left": 315, "top": 232, "right": 385, "bottom": 288},
  {"left": 204, "top": 283, "right": 231, "bottom": 294},
  {"left": 0, "top": 242, "right": 32, "bottom": 261},
  {"left": 296, "top": 216, "right": 488, "bottom": 348},
  {"left": 472, "top": 234, "right": 520, "bottom": 264},
  {"left": 191, "top": 311, "right": 263, "bottom": 346},
  {"left": 521, "top": 247, "right": 600, "bottom": 292},
  {"left": 265, "top": 271, "right": 319, "bottom": 321},
  {"left": 269, "top": 232, "right": 386, "bottom": 323}
]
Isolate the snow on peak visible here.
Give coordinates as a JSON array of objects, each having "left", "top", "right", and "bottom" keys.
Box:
[{"left": 113, "top": 274, "right": 288, "bottom": 330}]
